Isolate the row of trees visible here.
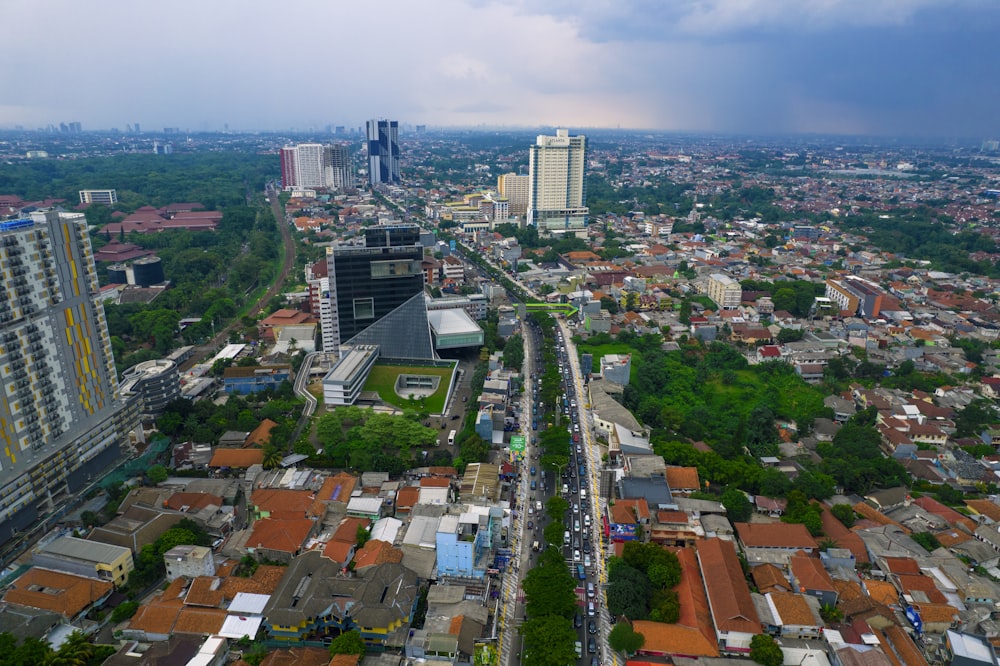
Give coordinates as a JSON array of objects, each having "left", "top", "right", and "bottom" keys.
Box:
[{"left": 157, "top": 392, "right": 302, "bottom": 451}]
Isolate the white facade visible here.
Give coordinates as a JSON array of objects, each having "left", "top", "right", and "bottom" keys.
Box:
[
  {"left": 707, "top": 273, "right": 742, "bottom": 310},
  {"left": 527, "top": 129, "right": 588, "bottom": 234},
  {"left": 295, "top": 143, "right": 326, "bottom": 189}
]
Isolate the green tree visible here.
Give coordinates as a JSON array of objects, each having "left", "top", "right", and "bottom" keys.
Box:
[
  {"left": 520, "top": 615, "right": 577, "bottom": 666},
  {"left": 608, "top": 622, "right": 645, "bottom": 655},
  {"left": 146, "top": 464, "right": 168, "bottom": 485},
  {"left": 750, "top": 634, "right": 783, "bottom": 666},
  {"left": 546, "top": 496, "right": 569, "bottom": 522},
  {"left": 722, "top": 487, "right": 753, "bottom": 522},
  {"left": 355, "top": 523, "right": 370, "bottom": 548},
  {"left": 111, "top": 600, "right": 140, "bottom": 623},
  {"left": 911, "top": 532, "right": 942, "bottom": 552},
  {"left": 607, "top": 564, "right": 652, "bottom": 619},
  {"left": 830, "top": 503, "right": 856, "bottom": 528},
  {"left": 328, "top": 630, "right": 366, "bottom": 658}
]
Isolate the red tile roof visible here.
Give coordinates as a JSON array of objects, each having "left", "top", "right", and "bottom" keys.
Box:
[
  {"left": 696, "top": 538, "right": 760, "bottom": 635},
  {"left": 245, "top": 419, "right": 279, "bottom": 448},
  {"left": 735, "top": 522, "right": 818, "bottom": 550},
  {"left": 3, "top": 568, "right": 112, "bottom": 618},
  {"left": 247, "top": 518, "right": 313, "bottom": 554},
  {"left": 664, "top": 466, "right": 700, "bottom": 491},
  {"left": 751, "top": 563, "right": 790, "bottom": 594},
  {"left": 251, "top": 489, "right": 316, "bottom": 517},
  {"left": 208, "top": 448, "right": 264, "bottom": 468},
  {"left": 791, "top": 554, "right": 836, "bottom": 594}
]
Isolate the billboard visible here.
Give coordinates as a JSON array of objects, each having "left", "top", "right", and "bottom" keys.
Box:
[{"left": 510, "top": 435, "right": 526, "bottom": 453}]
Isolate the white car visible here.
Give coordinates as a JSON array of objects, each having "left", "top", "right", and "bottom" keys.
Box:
[
  {"left": 573, "top": 549, "right": 581, "bottom": 562},
  {"left": 584, "top": 554, "right": 592, "bottom": 567},
  {"left": 574, "top": 520, "right": 581, "bottom": 532}
]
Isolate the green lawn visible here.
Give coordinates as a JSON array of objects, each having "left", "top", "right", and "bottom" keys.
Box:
[{"left": 363, "top": 363, "right": 455, "bottom": 414}]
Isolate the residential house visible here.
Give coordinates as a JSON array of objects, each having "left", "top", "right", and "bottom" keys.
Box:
[
  {"left": 33, "top": 536, "right": 134, "bottom": 588},
  {"left": 3, "top": 568, "right": 113, "bottom": 622},
  {"left": 696, "top": 537, "right": 761, "bottom": 654},
  {"left": 790, "top": 554, "right": 838, "bottom": 607},
  {"left": 734, "top": 522, "right": 818, "bottom": 566},
  {"left": 761, "top": 591, "right": 824, "bottom": 639}
]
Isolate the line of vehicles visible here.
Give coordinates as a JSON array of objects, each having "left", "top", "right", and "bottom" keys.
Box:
[{"left": 523, "top": 320, "right": 601, "bottom": 665}]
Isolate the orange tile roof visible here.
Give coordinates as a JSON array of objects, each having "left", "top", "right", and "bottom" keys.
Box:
[
  {"left": 913, "top": 496, "right": 976, "bottom": 533},
  {"left": 911, "top": 602, "right": 959, "bottom": 624},
  {"left": 735, "top": 522, "right": 818, "bottom": 550},
  {"left": 883, "top": 557, "right": 920, "bottom": 575},
  {"left": 323, "top": 539, "right": 353, "bottom": 565},
  {"left": 611, "top": 502, "right": 638, "bottom": 525},
  {"left": 395, "top": 486, "right": 420, "bottom": 510},
  {"left": 209, "top": 448, "right": 264, "bottom": 468},
  {"left": 751, "top": 563, "right": 790, "bottom": 594},
  {"left": 183, "top": 576, "right": 224, "bottom": 607},
  {"left": 833, "top": 579, "right": 864, "bottom": 603},
  {"left": 616, "top": 498, "right": 650, "bottom": 522},
  {"left": 3, "top": 568, "right": 113, "bottom": 618},
  {"left": 664, "top": 547, "right": 718, "bottom": 655},
  {"left": 791, "top": 554, "right": 836, "bottom": 593},
  {"left": 128, "top": 598, "right": 183, "bottom": 634},
  {"left": 353, "top": 539, "right": 404, "bottom": 570},
  {"left": 333, "top": 517, "right": 371, "bottom": 543},
  {"left": 251, "top": 489, "right": 316, "bottom": 516},
  {"left": 173, "top": 606, "right": 227, "bottom": 634},
  {"left": 864, "top": 580, "right": 901, "bottom": 607},
  {"left": 633, "top": 619, "right": 719, "bottom": 659},
  {"left": 420, "top": 477, "right": 451, "bottom": 487},
  {"left": 966, "top": 499, "right": 1000, "bottom": 523},
  {"left": 323, "top": 472, "right": 358, "bottom": 503},
  {"left": 878, "top": 625, "right": 928, "bottom": 666},
  {"left": 820, "top": 506, "right": 870, "bottom": 564},
  {"left": 656, "top": 511, "right": 689, "bottom": 525},
  {"left": 259, "top": 647, "right": 338, "bottom": 666},
  {"left": 449, "top": 615, "right": 464, "bottom": 635},
  {"left": 696, "top": 538, "right": 761, "bottom": 635},
  {"left": 327, "top": 656, "right": 362, "bottom": 666},
  {"left": 165, "top": 491, "right": 223, "bottom": 512},
  {"left": 852, "top": 503, "right": 909, "bottom": 533},
  {"left": 219, "top": 565, "right": 287, "bottom": 597},
  {"left": 768, "top": 591, "right": 819, "bottom": 626},
  {"left": 894, "top": 574, "right": 947, "bottom": 604},
  {"left": 247, "top": 518, "right": 313, "bottom": 554},
  {"left": 245, "top": 419, "right": 279, "bottom": 448},
  {"left": 162, "top": 576, "right": 188, "bottom": 601},
  {"left": 935, "top": 530, "right": 972, "bottom": 547},
  {"left": 665, "top": 466, "right": 700, "bottom": 490}
]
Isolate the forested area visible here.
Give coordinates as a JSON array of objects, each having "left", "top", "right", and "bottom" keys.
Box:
[
  {"left": 1, "top": 152, "right": 275, "bottom": 209},
  {"left": 99, "top": 204, "right": 283, "bottom": 371},
  {"left": 314, "top": 407, "right": 440, "bottom": 475}
]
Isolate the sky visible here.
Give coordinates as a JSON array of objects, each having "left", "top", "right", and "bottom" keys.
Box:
[{"left": 3, "top": 0, "right": 999, "bottom": 137}]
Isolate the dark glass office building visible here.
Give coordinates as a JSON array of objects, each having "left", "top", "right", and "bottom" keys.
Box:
[{"left": 327, "top": 224, "right": 433, "bottom": 358}]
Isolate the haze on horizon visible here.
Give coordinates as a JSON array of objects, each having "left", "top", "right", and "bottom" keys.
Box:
[{"left": 3, "top": 0, "right": 999, "bottom": 138}]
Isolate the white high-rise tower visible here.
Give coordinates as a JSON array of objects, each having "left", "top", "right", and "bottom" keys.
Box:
[{"left": 527, "top": 129, "right": 588, "bottom": 236}]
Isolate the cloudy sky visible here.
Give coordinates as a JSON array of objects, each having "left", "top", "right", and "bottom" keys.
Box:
[{"left": 3, "top": 0, "right": 998, "bottom": 136}]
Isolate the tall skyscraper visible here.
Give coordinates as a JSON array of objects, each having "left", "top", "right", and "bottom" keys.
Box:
[
  {"left": 527, "top": 129, "right": 588, "bottom": 235},
  {"left": 322, "top": 224, "right": 432, "bottom": 358},
  {"left": 0, "top": 212, "right": 138, "bottom": 541},
  {"left": 280, "top": 143, "right": 354, "bottom": 191},
  {"left": 366, "top": 119, "right": 401, "bottom": 186}
]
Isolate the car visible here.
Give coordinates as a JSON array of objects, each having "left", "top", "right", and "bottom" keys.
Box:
[
  {"left": 530, "top": 466, "right": 536, "bottom": 476},
  {"left": 573, "top": 503, "right": 579, "bottom": 513},
  {"left": 587, "top": 601, "right": 596, "bottom": 616},
  {"left": 583, "top": 541, "right": 591, "bottom": 554},
  {"left": 574, "top": 520, "right": 581, "bottom": 532},
  {"left": 584, "top": 554, "right": 591, "bottom": 567},
  {"left": 530, "top": 480, "right": 537, "bottom": 491},
  {"left": 573, "top": 433, "right": 580, "bottom": 443},
  {"left": 573, "top": 549, "right": 581, "bottom": 562},
  {"left": 588, "top": 619, "right": 597, "bottom": 635},
  {"left": 587, "top": 582, "right": 595, "bottom": 598},
  {"left": 574, "top": 613, "right": 583, "bottom": 629},
  {"left": 588, "top": 637, "right": 597, "bottom": 654},
  {"left": 451, "top": 415, "right": 460, "bottom": 420},
  {"left": 462, "top": 396, "right": 468, "bottom": 402},
  {"left": 527, "top": 520, "right": 534, "bottom": 529},
  {"left": 577, "top": 564, "right": 586, "bottom": 580},
  {"left": 591, "top": 658, "right": 599, "bottom": 666},
  {"left": 574, "top": 641, "right": 583, "bottom": 659}
]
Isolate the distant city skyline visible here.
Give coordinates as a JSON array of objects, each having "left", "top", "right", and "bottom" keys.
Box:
[{"left": 3, "top": 0, "right": 999, "bottom": 137}]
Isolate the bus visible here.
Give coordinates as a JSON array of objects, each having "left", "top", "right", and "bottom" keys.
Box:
[{"left": 448, "top": 430, "right": 457, "bottom": 446}]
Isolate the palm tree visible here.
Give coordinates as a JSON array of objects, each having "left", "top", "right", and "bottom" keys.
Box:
[
  {"left": 48, "top": 631, "right": 92, "bottom": 666},
  {"left": 262, "top": 445, "right": 283, "bottom": 470},
  {"left": 817, "top": 537, "right": 839, "bottom": 552}
]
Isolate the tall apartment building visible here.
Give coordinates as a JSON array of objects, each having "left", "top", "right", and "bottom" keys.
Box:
[
  {"left": 280, "top": 144, "right": 354, "bottom": 191},
  {"left": 79, "top": 190, "right": 118, "bottom": 206},
  {"left": 366, "top": 119, "right": 400, "bottom": 186},
  {"left": 323, "top": 224, "right": 432, "bottom": 358},
  {"left": 497, "top": 173, "right": 529, "bottom": 218},
  {"left": 527, "top": 129, "right": 588, "bottom": 235},
  {"left": 0, "top": 212, "right": 139, "bottom": 542},
  {"left": 707, "top": 274, "right": 742, "bottom": 310}
]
